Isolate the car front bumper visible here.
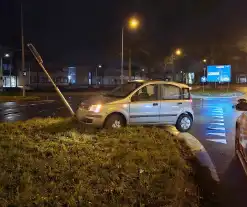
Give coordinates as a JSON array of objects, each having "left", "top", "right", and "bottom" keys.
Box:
[{"left": 75, "top": 107, "right": 105, "bottom": 127}]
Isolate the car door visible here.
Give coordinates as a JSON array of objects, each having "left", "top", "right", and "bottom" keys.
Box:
[
  {"left": 159, "top": 84, "right": 182, "bottom": 124},
  {"left": 239, "top": 112, "right": 247, "bottom": 163},
  {"left": 129, "top": 84, "right": 160, "bottom": 124}
]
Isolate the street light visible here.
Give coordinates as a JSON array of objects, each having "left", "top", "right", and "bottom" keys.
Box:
[
  {"left": 121, "top": 16, "right": 140, "bottom": 84},
  {"left": 4, "top": 53, "right": 10, "bottom": 58},
  {"left": 128, "top": 17, "right": 140, "bottom": 30},
  {"left": 202, "top": 59, "right": 207, "bottom": 91},
  {"left": 175, "top": 49, "right": 182, "bottom": 56}
]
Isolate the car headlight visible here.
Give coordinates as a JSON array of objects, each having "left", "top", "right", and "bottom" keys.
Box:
[{"left": 88, "top": 104, "right": 102, "bottom": 113}]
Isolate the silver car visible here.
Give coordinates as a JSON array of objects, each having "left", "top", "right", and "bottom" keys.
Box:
[{"left": 76, "top": 80, "right": 194, "bottom": 132}]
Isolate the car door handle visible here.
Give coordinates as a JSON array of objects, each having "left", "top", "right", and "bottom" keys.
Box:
[
  {"left": 153, "top": 103, "right": 158, "bottom": 106},
  {"left": 177, "top": 102, "right": 183, "bottom": 105}
]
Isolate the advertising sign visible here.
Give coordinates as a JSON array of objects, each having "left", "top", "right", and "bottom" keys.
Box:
[{"left": 207, "top": 65, "right": 231, "bottom": 82}]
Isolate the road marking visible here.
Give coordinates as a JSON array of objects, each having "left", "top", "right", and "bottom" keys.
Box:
[
  {"left": 212, "top": 119, "right": 224, "bottom": 122},
  {"left": 212, "top": 109, "right": 223, "bottom": 112},
  {"left": 207, "top": 132, "right": 226, "bottom": 137},
  {"left": 212, "top": 115, "right": 224, "bottom": 118},
  {"left": 210, "top": 123, "right": 224, "bottom": 126},
  {"left": 212, "top": 111, "right": 223, "bottom": 114},
  {"left": 207, "top": 127, "right": 226, "bottom": 130},
  {"left": 207, "top": 139, "right": 227, "bottom": 144}
]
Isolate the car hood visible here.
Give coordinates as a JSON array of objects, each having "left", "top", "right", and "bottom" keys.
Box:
[{"left": 81, "top": 95, "right": 122, "bottom": 106}]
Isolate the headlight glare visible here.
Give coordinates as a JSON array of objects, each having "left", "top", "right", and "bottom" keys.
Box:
[{"left": 89, "top": 104, "right": 102, "bottom": 113}]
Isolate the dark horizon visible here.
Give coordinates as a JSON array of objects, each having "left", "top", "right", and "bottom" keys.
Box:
[{"left": 1, "top": 0, "right": 247, "bottom": 65}]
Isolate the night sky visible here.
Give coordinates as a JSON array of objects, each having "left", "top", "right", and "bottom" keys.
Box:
[{"left": 0, "top": 0, "right": 246, "bottom": 65}]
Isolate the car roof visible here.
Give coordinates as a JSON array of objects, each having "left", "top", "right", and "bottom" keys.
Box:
[{"left": 129, "top": 80, "right": 190, "bottom": 88}]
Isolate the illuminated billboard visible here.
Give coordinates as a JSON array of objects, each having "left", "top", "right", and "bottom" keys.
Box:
[{"left": 207, "top": 65, "right": 231, "bottom": 82}]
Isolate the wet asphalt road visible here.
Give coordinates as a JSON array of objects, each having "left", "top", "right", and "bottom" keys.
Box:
[
  {"left": 0, "top": 95, "right": 247, "bottom": 206},
  {"left": 191, "top": 98, "right": 247, "bottom": 207}
]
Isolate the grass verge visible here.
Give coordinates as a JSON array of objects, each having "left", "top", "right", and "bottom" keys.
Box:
[
  {"left": 0, "top": 118, "right": 201, "bottom": 206},
  {"left": 191, "top": 88, "right": 238, "bottom": 96}
]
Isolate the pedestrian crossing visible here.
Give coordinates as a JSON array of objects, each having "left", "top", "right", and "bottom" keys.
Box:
[{"left": 205, "top": 106, "right": 227, "bottom": 144}]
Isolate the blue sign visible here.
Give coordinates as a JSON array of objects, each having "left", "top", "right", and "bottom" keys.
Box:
[
  {"left": 207, "top": 65, "right": 231, "bottom": 83},
  {"left": 201, "top": 76, "right": 207, "bottom": 83}
]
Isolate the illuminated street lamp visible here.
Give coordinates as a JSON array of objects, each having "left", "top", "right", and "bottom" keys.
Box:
[
  {"left": 203, "top": 59, "right": 207, "bottom": 63},
  {"left": 121, "top": 16, "right": 140, "bottom": 84},
  {"left": 96, "top": 64, "right": 102, "bottom": 86},
  {"left": 4, "top": 53, "right": 10, "bottom": 58},
  {"left": 128, "top": 17, "right": 140, "bottom": 30},
  {"left": 175, "top": 49, "right": 182, "bottom": 56}
]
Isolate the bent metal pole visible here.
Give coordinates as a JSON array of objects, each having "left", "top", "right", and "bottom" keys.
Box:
[{"left": 27, "top": 43, "right": 75, "bottom": 116}]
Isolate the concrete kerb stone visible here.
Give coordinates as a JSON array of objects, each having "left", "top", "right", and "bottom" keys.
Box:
[
  {"left": 165, "top": 126, "right": 220, "bottom": 182},
  {"left": 191, "top": 92, "right": 244, "bottom": 100}
]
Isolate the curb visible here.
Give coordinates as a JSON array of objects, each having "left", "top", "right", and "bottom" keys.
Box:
[
  {"left": 192, "top": 93, "right": 244, "bottom": 99},
  {"left": 164, "top": 126, "right": 220, "bottom": 182}
]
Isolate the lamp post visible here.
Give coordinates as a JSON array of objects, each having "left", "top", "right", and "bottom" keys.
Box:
[
  {"left": 96, "top": 64, "right": 102, "bottom": 86},
  {"left": 169, "top": 49, "right": 182, "bottom": 81},
  {"left": 4, "top": 53, "right": 12, "bottom": 87},
  {"left": 21, "top": 3, "right": 25, "bottom": 96},
  {"left": 121, "top": 17, "right": 140, "bottom": 84},
  {"left": 0, "top": 53, "right": 11, "bottom": 89},
  {"left": 202, "top": 59, "right": 207, "bottom": 92}
]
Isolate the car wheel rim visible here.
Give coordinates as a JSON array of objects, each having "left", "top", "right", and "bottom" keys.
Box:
[
  {"left": 180, "top": 117, "right": 191, "bottom": 130},
  {"left": 112, "top": 120, "right": 121, "bottom": 128}
]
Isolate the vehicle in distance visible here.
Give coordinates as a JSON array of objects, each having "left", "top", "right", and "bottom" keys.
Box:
[{"left": 76, "top": 80, "right": 194, "bottom": 132}]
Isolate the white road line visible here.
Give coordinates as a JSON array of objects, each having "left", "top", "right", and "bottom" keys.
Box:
[
  {"left": 212, "top": 119, "right": 224, "bottom": 122},
  {"left": 212, "top": 109, "right": 223, "bottom": 111},
  {"left": 207, "top": 132, "right": 226, "bottom": 137},
  {"left": 207, "top": 127, "right": 226, "bottom": 130},
  {"left": 207, "top": 139, "right": 227, "bottom": 144},
  {"left": 210, "top": 123, "right": 224, "bottom": 126},
  {"left": 212, "top": 115, "right": 224, "bottom": 118},
  {"left": 212, "top": 112, "right": 223, "bottom": 115}
]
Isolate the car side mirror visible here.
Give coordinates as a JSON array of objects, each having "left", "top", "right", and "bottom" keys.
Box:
[
  {"left": 236, "top": 99, "right": 247, "bottom": 111},
  {"left": 238, "top": 98, "right": 247, "bottom": 104}
]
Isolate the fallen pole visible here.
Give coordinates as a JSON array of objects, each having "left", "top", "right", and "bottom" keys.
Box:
[{"left": 27, "top": 43, "right": 75, "bottom": 116}]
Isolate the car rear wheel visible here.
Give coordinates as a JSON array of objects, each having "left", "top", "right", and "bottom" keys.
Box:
[
  {"left": 176, "top": 114, "right": 193, "bottom": 132},
  {"left": 104, "top": 114, "right": 125, "bottom": 129}
]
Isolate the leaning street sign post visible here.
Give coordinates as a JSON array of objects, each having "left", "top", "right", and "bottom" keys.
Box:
[{"left": 27, "top": 43, "right": 75, "bottom": 116}]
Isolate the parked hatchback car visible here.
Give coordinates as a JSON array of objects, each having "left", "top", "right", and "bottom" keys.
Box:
[{"left": 76, "top": 80, "right": 194, "bottom": 132}]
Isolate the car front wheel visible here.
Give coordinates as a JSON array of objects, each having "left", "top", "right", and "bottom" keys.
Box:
[
  {"left": 104, "top": 114, "right": 125, "bottom": 129},
  {"left": 176, "top": 114, "right": 193, "bottom": 132}
]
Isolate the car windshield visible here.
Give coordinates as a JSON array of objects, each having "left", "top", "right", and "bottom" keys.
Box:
[{"left": 105, "top": 82, "right": 143, "bottom": 98}]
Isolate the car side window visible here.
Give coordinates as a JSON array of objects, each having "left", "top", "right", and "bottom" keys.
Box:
[
  {"left": 131, "top": 84, "right": 158, "bottom": 102},
  {"left": 182, "top": 88, "right": 190, "bottom": 99},
  {"left": 161, "top": 85, "right": 181, "bottom": 100}
]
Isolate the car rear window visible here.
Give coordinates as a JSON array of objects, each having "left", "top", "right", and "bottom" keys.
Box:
[{"left": 182, "top": 88, "right": 190, "bottom": 100}]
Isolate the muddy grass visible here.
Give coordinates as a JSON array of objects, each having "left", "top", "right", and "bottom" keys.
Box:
[{"left": 0, "top": 118, "right": 206, "bottom": 206}]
